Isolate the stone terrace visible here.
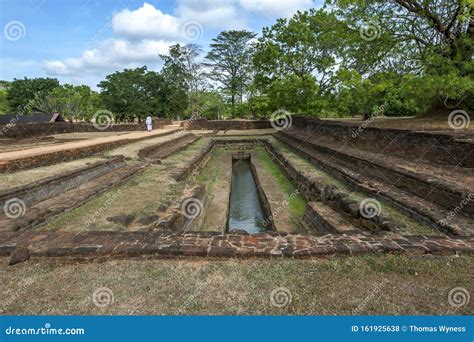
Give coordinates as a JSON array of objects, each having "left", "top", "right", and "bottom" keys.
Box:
[{"left": 1, "top": 118, "right": 473, "bottom": 264}]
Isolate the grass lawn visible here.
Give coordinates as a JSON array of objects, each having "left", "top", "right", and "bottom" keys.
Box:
[
  {"left": 1, "top": 255, "right": 472, "bottom": 315},
  {"left": 252, "top": 146, "right": 307, "bottom": 223}
]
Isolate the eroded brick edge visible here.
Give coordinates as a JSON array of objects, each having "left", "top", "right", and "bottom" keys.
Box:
[{"left": 0, "top": 231, "right": 472, "bottom": 263}]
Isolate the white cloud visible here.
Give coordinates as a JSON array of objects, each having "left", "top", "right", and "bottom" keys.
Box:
[
  {"left": 44, "top": 3, "right": 185, "bottom": 79},
  {"left": 112, "top": 2, "right": 181, "bottom": 40},
  {"left": 40, "top": 1, "right": 318, "bottom": 84},
  {"left": 176, "top": 0, "right": 246, "bottom": 29},
  {"left": 239, "top": 0, "right": 314, "bottom": 17},
  {"left": 43, "top": 1, "right": 249, "bottom": 80},
  {"left": 44, "top": 39, "right": 172, "bottom": 76}
]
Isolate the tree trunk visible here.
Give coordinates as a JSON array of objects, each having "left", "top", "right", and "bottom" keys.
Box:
[{"left": 231, "top": 94, "right": 235, "bottom": 118}]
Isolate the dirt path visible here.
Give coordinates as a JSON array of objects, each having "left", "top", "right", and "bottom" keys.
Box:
[{"left": 0, "top": 128, "right": 179, "bottom": 161}]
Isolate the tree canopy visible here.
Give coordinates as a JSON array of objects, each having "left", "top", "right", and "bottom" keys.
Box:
[{"left": 1, "top": 1, "right": 472, "bottom": 120}]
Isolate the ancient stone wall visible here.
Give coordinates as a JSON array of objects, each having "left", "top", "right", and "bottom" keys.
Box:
[
  {"left": 291, "top": 116, "right": 473, "bottom": 168},
  {"left": 2, "top": 231, "right": 472, "bottom": 264},
  {"left": 185, "top": 119, "right": 272, "bottom": 130},
  {"left": 277, "top": 131, "right": 473, "bottom": 217},
  {"left": 0, "top": 156, "right": 126, "bottom": 209},
  {"left": 263, "top": 140, "right": 407, "bottom": 234},
  {"left": 0, "top": 129, "right": 180, "bottom": 173},
  {"left": 0, "top": 118, "right": 172, "bottom": 138}
]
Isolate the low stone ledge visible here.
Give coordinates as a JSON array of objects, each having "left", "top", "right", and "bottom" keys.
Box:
[
  {"left": 0, "top": 129, "right": 181, "bottom": 173},
  {"left": 0, "top": 156, "right": 125, "bottom": 208},
  {"left": 1, "top": 231, "right": 472, "bottom": 264}
]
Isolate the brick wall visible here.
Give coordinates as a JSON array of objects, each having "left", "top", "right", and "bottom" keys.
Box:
[
  {"left": 291, "top": 116, "right": 473, "bottom": 168},
  {"left": 186, "top": 119, "right": 273, "bottom": 130},
  {"left": 0, "top": 118, "right": 172, "bottom": 139}
]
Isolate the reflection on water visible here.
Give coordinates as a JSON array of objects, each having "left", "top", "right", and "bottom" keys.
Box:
[{"left": 228, "top": 158, "right": 267, "bottom": 234}]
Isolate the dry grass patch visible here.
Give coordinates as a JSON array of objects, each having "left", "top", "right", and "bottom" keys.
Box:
[{"left": 1, "top": 255, "right": 472, "bottom": 315}]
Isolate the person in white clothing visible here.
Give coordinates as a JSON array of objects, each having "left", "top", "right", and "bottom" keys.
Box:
[{"left": 146, "top": 115, "right": 152, "bottom": 132}]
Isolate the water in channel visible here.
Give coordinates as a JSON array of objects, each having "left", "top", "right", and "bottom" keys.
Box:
[{"left": 227, "top": 158, "right": 267, "bottom": 234}]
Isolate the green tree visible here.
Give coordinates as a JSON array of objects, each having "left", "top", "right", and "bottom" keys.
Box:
[
  {"left": 254, "top": 9, "right": 345, "bottom": 95},
  {"left": 193, "top": 91, "right": 226, "bottom": 120},
  {"left": 98, "top": 67, "right": 166, "bottom": 122},
  {"left": 6, "top": 77, "right": 59, "bottom": 113},
  {"left": 160, "top": 44, "right": 204, "bottom": 118},
  {"left": 31, "top": 84, "right": 102, "bottom": 121},
  {"left": 326, "top": 0, "right": 474, "bottom": 111},
  {"left": 205, "top": 30, "right": 257, "bottom": 117},
  {"left": 0, "top": 81, "right": 10, "bottom": 114}
]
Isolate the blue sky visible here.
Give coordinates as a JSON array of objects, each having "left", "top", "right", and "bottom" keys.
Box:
[{"left": 1, "top": 0, "right": 324, "bottom": 89}]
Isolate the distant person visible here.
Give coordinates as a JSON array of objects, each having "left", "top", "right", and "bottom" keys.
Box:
[{"left": 146, "top": 115, "right": 153, "bottom": 132}]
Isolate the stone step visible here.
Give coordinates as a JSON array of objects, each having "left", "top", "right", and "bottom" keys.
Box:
[
  {"left": 303, "top": 201, "right": 365, "bottom": 236},
  {"left": 0, "top": 164, "right": 144, "bottom": 232},
  {"left": 275, "top": 133, "right": 473, "bottom": 237},
  {"left": 0, "top": 156, "right": 125, "bottom": 209},
  {"left": 138, "top": 134, "right": 200, "bottom": 160},
  {"left": 278, "top": 131, "right": 473, "bottom": 216}
]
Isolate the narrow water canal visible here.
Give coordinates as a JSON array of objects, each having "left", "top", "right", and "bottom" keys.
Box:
[{"left": 227, "top": 158, "right": 267, "bottom": 234}]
